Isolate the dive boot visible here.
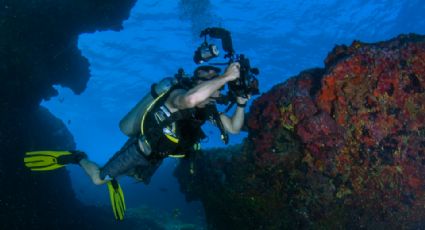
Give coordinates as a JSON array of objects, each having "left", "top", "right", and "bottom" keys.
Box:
[
  {"left": 107, "top": 179, "right": 126, "bottom": 220},
  {"left": 24, "top": 150, "right": 87, "bottom": 171}
]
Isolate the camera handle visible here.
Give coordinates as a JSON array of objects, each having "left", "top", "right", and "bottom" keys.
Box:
[{"left": 200, "top": 27, "right": 234, "bottom": 58}]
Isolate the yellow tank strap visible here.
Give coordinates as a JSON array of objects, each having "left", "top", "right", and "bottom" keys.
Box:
[
  {"left": 165, "top": 134, "right": 179, "bottom": 143},
  {"left": 140, "top": 91, "right": 168, "bottom": 135},
  {"left": 169, "top": 142, "right": 201, "bottom": 158},
  {"left": 168, "top": 154, "right": 186, "bottom": 158}
]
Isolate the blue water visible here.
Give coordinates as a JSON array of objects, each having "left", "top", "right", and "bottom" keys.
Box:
[{"left": 41, "top": 0, "right": 425, "bottom": 227}]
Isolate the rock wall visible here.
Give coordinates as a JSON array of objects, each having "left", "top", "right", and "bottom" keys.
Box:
[
  {"left": 0, "top": 1, "right": 138, "bottom": 229},
  {"left": 175, "top": 34, "right": 425, "bottom": 229}
]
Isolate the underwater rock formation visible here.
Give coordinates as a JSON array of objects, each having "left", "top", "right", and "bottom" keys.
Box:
[
  {"left": 1, "top": 0, "right": 136, "bottom": 109},
  {"left": 175, "top": 34, "right": 425, "bottom": 229},
  {"left": 0, "top": 1, "right": 137, "bottom": 229}
]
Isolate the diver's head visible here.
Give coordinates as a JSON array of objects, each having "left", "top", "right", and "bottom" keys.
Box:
[
  {"left": 192, "top": 65, "right": 221, "bottom": 82},
  {"left": 192, "top": 65, "right": 223, "bottom": 108}
]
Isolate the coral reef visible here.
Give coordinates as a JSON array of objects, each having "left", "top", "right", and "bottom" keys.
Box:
[{"left": 175, "top": 34, "right": 425, "bottom": 229}]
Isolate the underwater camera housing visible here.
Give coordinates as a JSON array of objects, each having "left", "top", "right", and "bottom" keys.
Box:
[{"left": 193, "top": 27, "right": 260, "bottom": 105}]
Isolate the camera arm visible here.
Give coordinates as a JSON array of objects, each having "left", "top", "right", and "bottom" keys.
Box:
[{"left": 196, "top": 27, "right": 260, "bottom": 109}]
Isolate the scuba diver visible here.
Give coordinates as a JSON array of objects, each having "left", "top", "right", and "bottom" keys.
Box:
[
  {"left": 24, "top": 27, "right": 259, "bottom": 221},
  {"left": 25, "top": 63, "right": 250, "bottom": 220},
  {"left": 81, "top": 62, "right": 248, "bottom": 186}
]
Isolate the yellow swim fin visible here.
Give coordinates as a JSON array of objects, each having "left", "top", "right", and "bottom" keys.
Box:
[
  {"left": 24, "top": 150, "right": 87, "bottom": 171},
  {"left": 107, "top": 179, "right": 126, "bottom": 221}
]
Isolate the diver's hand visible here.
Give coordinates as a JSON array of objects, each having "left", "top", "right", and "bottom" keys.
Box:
[{"left": 223, "top": 62, "right": 240, "bottom": 82}]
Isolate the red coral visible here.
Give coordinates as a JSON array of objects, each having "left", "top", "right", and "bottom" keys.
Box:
[
  {"left": 195, "top": 34, "right": 425, "bottom": 229},
  {"left": 317, "top": 75, "right": 337, "bottom": 114},
  {"left": 296, "top": 111, "right": 344, "bottom": 146}
]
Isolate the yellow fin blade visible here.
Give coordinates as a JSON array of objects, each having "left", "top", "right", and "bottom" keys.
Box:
[{"left": 107, "top": 180, "right": 126, "bottom": 221}]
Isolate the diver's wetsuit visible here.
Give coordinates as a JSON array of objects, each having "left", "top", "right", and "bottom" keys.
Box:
[
  {"left": 99, "top": 96, "right": 209, "bottom": 184},
  {"left": 99, "top": 137, "right": 157, "bottom": 183}
]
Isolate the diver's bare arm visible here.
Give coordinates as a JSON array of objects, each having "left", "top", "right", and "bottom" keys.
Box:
[
  {"left": 220, "top": 106, "right": 245, "bottom": 134},
  {"left": 219, "top": 95, "right": 250, "bottom": 134},
  {"left": 167, "top": 63, "right": 240, "bottom": 110},
  {"left": 168, "top": 77, "right": 227, "bottom": 109}
]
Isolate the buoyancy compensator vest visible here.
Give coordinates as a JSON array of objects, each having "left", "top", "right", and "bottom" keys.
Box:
[{"left": 118, "top": 69, "right": 229, "bottom": 158}]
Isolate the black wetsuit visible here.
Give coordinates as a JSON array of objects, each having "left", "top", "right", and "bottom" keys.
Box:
[{"left": 99, "top": 94, "right": 209, "bottom": 184}]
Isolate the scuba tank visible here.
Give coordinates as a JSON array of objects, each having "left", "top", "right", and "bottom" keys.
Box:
[{"left": 119, "top": 77, "right": 179, "bottom": 137}]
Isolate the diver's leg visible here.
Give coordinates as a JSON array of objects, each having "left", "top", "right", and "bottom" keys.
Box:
[
  {"left": 79, "top": 158, "right": 106, "bottom": 185},
  {"left": 79, "top": 137, "right": 162, "bottom": 185},
  {"left": 76, "top": 138, "right": 143, "bottom": 185},
  {"left": 99, "top": 137, "right": 152, "bottom": 181}
]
